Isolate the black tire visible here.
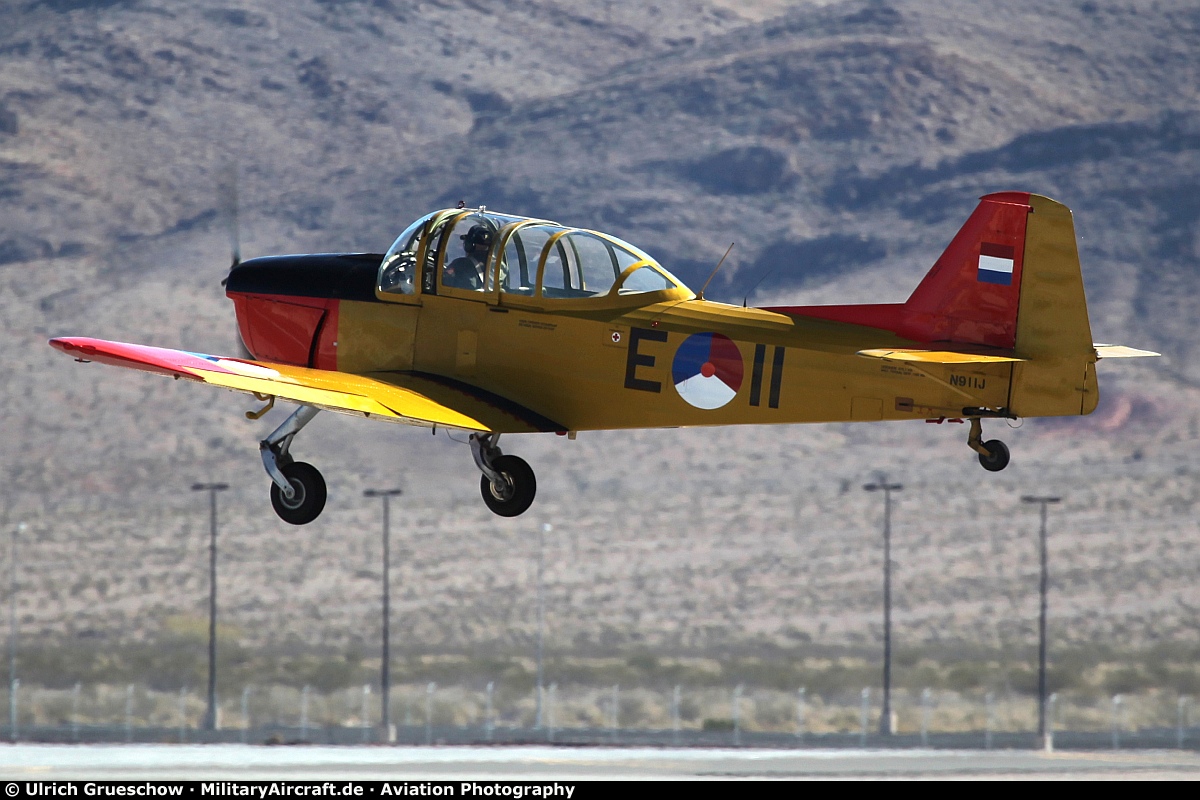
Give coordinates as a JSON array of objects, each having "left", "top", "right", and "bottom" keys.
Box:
[
  {"left": 270, "top": 461, "right": 327, "bottom": 525},
  {"left": 978, "top": 439, "right": 1010, "bottom": 472},
  {"left": 479, "top": 454, "right": 537, "bottom": 517}
]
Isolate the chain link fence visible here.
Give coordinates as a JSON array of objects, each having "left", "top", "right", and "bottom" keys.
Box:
[{"left": 2, "top": 682, "right": 1195, "bottom": 750}]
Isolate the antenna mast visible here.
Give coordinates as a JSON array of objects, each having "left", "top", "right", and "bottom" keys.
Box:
[{"left": 697, "top": 242, "right": 736, "bottom": 301}]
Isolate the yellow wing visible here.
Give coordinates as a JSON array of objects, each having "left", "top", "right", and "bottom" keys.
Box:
[{"left": 48, "top": 337, "right": 559, "bottom": 434}]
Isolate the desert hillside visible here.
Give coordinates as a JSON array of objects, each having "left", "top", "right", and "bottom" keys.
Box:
[{"left": 0, "top": 1, "right": 1197, "bottom": 696}]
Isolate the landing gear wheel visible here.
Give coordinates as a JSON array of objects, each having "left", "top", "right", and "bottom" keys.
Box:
[
  {"left": 480, "top": 454, "right": 536, "bottom": 517},
  {"left": 270, "top": 461, "right": 327, "bottom": 525},
  {"left": 977, "top": 439, "right": 1010, "bottom": 472}
]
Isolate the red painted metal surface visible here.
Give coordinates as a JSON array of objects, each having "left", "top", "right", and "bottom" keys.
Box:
[
  {"left": 230, "top": 293, "right": 338, "bottom": 368},
  {"left": 49, "top": 337, "right": 227, "bottom": 379},
  {"left": 767, "top": 193, "right": 1031, "bottom": 349},
  {"left": 312, "top": 299, "right": 339, "bottom": 370}
]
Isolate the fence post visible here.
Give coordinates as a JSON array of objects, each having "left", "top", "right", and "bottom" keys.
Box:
[
  {"left": 1179, "top": 696, "right": 1189, "bottom": 750},
  {"left": 795, "top": 688, "right": 806, "bottom": 745},
  {"left": 610, "top": 684, "right": 619, "bottom": 744},
  {"left": 732, "top": 684, "right": 741, "bottom": 746},
  {"left": 1111, "top": 694, "right": 1122, "bottom": 750},
  {"left": 72, "top": 683, "right": 81, "bottom": 743},
  {"left": 859, "top": 688, "right": 869, "bottom": 747},
  {"left": 1047, "top": 693, "right": 1057, "bottom": 752},
  {"left": 485, "top": 682, "right": 494, "bottom": 742},
  {"left": 9, "top": 678, "right": 17, "bottom": 742},
  {"left": 125, "top": 684, "right": 134, "bottom": 743},
  {"left": 672, "top": 685, "right": 681, "bottom": 746},
  {"left": 241, "top": 687, "right": 251, "bottom": 745},
  {"left": 984, "top": 691, "right": 994, "bottom": 750},
  {"left": 178, "top": 688, "right": 187, "bottom": 744},
  {"left": 301, "top": 686, "right": 310, "bottom": 740},
  {"left": 362, "top": 685, "right": 371, "bottom": 743},
  {"left": 920, "top": 688, "right": 931, "bottom": 747},
  {"left": 425, "top": 682, "right": 435, "bottom": 745}
]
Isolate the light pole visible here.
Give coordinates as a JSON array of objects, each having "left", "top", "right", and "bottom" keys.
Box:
[
  {"left": 191, "top": 482, "right": 229, "bottom": 731},
  {"left": 535, "top": 523, "right": 550, "bottom": 729},
  {"left": 864, "top": 479, "right": 902, "bottom": 735},
  {"left": 364, "top": 487, "right": 403, "bottom": 741},
  {"left": 9, "top": 522, "right": 24, "bottom": 742},
  {"left": 1022, "top": 494, "right": 1061, "bottom": 749}
]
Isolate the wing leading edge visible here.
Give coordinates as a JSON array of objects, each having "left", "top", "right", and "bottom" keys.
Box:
[{"left": 48, "top": 337, "right": 555, "bottom": 434}]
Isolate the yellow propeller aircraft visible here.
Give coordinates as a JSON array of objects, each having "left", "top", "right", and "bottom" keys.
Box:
[{"left": 51, "top": 192, "right": 1156, "bottom": 524}]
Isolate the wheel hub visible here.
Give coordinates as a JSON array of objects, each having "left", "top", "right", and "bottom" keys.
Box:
[
  {"left": 279, "top": 479, "right": 307, "bottom": 509},
  {"left": 488, "top": 474, "right": 514, "bottom": 501}
]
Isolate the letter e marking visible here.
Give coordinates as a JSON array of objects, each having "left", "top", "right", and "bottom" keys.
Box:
[{"left": 625, "top": 327, "right": 667, "bottom": 393}]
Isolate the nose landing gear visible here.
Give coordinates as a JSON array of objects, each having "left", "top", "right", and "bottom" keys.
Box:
[
  {"left": 471, "top": 432, "right": 537, "bottom": 517},
  {"left": 260, "top": 404, "right": 327, "bottom": 525},
  {"left": 968, "top": 417, "right": 1010, "bottom": 472}
]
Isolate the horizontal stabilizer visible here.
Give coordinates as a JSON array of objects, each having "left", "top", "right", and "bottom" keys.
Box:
[
  {"left": 857, "top": 348, "right": 1026, "bottom": 364},
  {"left": 1094, "top": 344, "right": 1161, "bottom": 359}
]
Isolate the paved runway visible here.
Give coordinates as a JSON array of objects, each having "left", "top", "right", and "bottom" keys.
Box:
[{"left": 3, "top": 744, "right": 1200, "bottom": 780}]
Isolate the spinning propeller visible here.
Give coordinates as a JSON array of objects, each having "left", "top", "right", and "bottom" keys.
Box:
[{"left": 218, "top": 162, "right": 253, "bottom": 359}]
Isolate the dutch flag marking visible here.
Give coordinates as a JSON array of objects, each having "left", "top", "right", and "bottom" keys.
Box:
[{"left": 977, "top": 243, "right": 1015, "bottom": 286}]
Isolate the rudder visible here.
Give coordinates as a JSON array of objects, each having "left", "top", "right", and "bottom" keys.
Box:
[{"left": 1008, "top": 193, "right": 1098, "bottom": 417}]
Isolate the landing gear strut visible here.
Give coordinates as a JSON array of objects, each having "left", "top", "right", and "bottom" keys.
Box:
[
  {"left": 261, "top": 405, "right": 327, "bottom": 525},
  {"left": 968, "top": 417, "right": 1010, "bottom": 472},
  {"left": 470, "top": 432, "right": 537, "bottom": 517}
]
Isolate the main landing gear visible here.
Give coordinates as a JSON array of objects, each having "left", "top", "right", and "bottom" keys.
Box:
[
  {"left": 471, "top": 432, "right": 537, "bottom": 517},
  {"left": 253, "top": 406, "right": 538, "bottom": 523},
  {"left": 261, "top": 405, "right": 327, "bottom": 525},
  {"left": 967, "top": 417, "right": 1010, "bottom": 472}
]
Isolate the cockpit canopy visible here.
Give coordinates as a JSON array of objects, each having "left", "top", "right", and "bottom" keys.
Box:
[{"left": 378, "top": 209, "right": 691, "bottom": 305}]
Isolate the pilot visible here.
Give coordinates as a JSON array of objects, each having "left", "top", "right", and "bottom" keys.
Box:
[{"left": 444, "top": 224, "right": 494, "bottom": 291}]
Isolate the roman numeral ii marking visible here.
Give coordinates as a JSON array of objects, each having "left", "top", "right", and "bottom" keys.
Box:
[{"left": 749, "top": 344, "right": 785, "bottom": 409}]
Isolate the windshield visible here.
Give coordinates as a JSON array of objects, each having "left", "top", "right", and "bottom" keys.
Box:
[
  {"left": 378, "top": 212, "right": 436, "bottom": 295},
  {"left": 379, "top": 209, "right": 689, "bottom": 300}
]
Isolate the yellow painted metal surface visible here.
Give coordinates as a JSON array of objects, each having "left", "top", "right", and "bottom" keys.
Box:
[
  {"left": 340, "top": 293, "right": 1015, "bottom": 432},
  {"left": 335, "top": 300, "right": 419, "bottom": 374},
  {"left": 857, "top": 349, "right": 1026, "bottom": 364},
  {"left": 187, "top": 361, "right": 491, "bottom": 431},
  {"left": 1009, "top": 194, "right": 1098, "bottom": 417}
]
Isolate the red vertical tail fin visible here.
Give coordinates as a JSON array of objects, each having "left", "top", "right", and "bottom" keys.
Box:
[
  {"left": 899, "top": 192, "right": 1030, "bottom": 348},
  {"left": 764, "top": 192, "right": 1033, "bottom": 349}
]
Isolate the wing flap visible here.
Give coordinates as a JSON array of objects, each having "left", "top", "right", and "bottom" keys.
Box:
[
  {"left": 49, "top": 337, "right": 491, "bottom": 431},
  {"left": 365, "top": 372, "right": 564, "bottom": 434},
  {"left": 857, "top": 348, "right": 1026, "bottom": 364}
]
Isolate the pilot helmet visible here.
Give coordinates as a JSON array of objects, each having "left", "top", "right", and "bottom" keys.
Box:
[{"left": 462, "top": 224, "right": 494, "bottom": 253}]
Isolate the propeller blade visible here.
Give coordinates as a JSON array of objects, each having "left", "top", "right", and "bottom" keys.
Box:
[{"left": 219, "top": 161, "right": 241, "bottom": 285}]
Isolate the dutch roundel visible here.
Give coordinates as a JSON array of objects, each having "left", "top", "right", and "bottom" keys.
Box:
[{"left": 672, "top": 332, "right": 744, "bottom": 409}]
